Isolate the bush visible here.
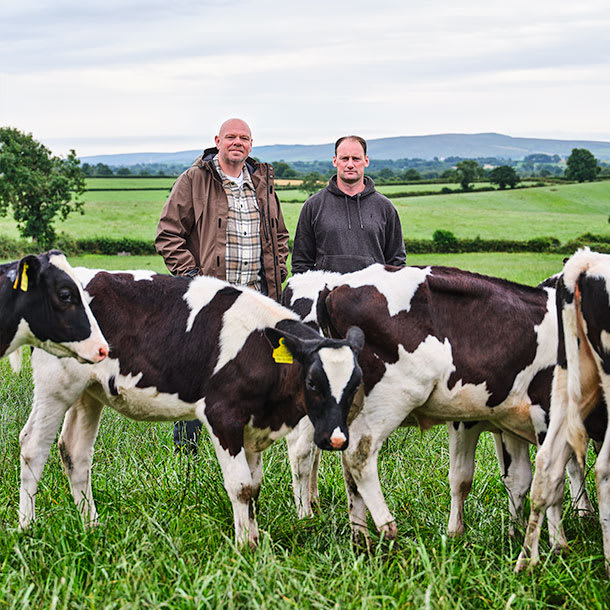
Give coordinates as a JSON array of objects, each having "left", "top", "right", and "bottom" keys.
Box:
[{"left": 432, "top": 230, "right": 458, "bottom": 252}]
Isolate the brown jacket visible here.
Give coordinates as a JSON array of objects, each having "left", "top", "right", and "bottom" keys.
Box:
[{"left": 155, "top": 148, "right": 289, "bottom": 302}]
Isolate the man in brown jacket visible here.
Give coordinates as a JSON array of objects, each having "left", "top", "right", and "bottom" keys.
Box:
[{"left": 156, "top": 118, "right": 289, "bottom": 451}]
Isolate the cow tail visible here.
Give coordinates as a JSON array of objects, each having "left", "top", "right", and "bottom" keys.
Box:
[{"left": 564, "top": 276, "right": 588, "bottom": 468}]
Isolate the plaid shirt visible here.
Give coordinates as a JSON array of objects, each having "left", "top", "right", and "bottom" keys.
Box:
[{"left": 213, "top": 156, "right": 262, "bottom": 289}]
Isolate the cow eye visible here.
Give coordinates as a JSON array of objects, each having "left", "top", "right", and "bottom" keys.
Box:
[{"left": 58, "top": 288, "right": 75, "bottom": 305}]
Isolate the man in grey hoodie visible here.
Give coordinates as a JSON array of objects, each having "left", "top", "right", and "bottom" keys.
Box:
[{"left": 291, "top": 135, "right": 406, "bottom": 274}]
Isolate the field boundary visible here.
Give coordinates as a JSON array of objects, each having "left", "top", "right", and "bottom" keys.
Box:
[{"left": 2, "top": 232, "right": 609, "bottom": 259}]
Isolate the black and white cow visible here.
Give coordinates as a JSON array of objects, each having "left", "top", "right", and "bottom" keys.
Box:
[
  {"left": 0, "top": 250, "right": 108, "bottom": 363},
  {"left": 283, "top": 264, "right": 594, "bottom": 545},
  {"left": 517, "top": 249, "right": 610, "bottom": 574},
  {"left": 18, "top": 269, "right": 363, "bottom": 546}
]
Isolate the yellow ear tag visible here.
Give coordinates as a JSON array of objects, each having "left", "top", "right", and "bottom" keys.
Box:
[
  {"left": 14, "top": 263, "right": 29, "bottom": 292},
  {"left": 272, "top": 337, "right": 294, "bottom": 364}
]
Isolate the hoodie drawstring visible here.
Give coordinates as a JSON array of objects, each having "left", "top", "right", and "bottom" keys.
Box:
[
  {"left": 345, "top": 194, "right": 364, "bottom": 230},
  {"left": 345, "top": 195, "right": 351, "bottom": 230},
  {"left": 356, "top": 193, "right": 364, "bottom": 230}
]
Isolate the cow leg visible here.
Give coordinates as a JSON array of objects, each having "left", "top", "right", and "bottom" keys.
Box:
[
  {"left": 201, "top": 417, "right": 258, "bottom": 547},
  {"left": 341, "top": 451, "right": 370, "bottom": 547},
  {"left": 19, "top": 353, "right": 88, "bottom": 529},
  {"left": 57, "top": 392, "right": 104, "bottom": 527},
  {"left": 595, "top": 384, "right": 610, "bottom": 576},
  {"left": 566, "top": 451, "right": 595, "bottom": 516},
  {"left": 447, "top": 423, "right": 483, "bottom": 537},
  {"left": 342, "top": 410, "right": 405, "bottom": 541},
  {"left": 286, "top": 417, "right": 320, "bottom": 518},
  {"left": 493, "top": 432, "right": 532, "bottom": 536},
  {"left": 246, "top": 450, "right": 263, "bottom": 506},
  {"left": 516, "top": 402, "right": 573, "bottom": 571}
]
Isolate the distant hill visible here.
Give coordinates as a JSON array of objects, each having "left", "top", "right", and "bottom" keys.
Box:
[{"left": 79, "top": 132, "right": 610, "bottom": 166}]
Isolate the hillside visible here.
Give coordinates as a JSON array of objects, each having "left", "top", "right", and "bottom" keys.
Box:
[{"left": 79, "top": 132, "right": 610, "bottom": 166}]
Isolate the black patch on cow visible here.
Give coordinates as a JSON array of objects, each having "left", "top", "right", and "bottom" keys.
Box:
[
  {"left": 291, "top": 297, "right": 315, "bottom": 321},
  {"left": 58, "top": 441, "right": 73, "bottom": 473},
  {"left": 452, "top": 421, "right": 483, "bottom": 430},
  {"left": 325, "top": 266, "right": 549, "bottom": 406},
  {"left": 280, "top": 285, "right": 293, "bottom": 308},
  {"left": 527, "top": 366, "right": 553, "bottom": 415},
  {"left": 86, "top": 274, "right": 240, "bottom": 403},
  {"left": 108, "top": 375, "right": 118, "bottom": 396},
  {"left": 556, "top": 276, "right": 569, "bottom": 369},
  {"left": 383, "top": 265, "right": 403, "bottom": 272},
  {"left": 584, "top": 398, "right": 608, "bottom": 443},
  {"left": 500, "top": 438, "right": 512, "bottom": 478},
  {"left": 579, "top": 275, "right": 610, "bottom": 375}
]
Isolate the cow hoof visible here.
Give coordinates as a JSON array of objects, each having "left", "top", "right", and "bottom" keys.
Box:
[
  {"left": 380, "top": 521, "right": 398, "bottom": 540},
  {"left": 447, "top": 525, "right": 464, "bottom": 538},
  {"left": 515, "top": 553, "right": 538, "bottom": 573}
]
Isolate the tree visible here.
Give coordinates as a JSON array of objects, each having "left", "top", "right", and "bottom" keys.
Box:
[
  {"left": 377, "top": 167, "right": 394, "bottom": 181},
  {"left": 93, "top": 162, "right": 114, "bottom": 176},
  {"left": 455, "top": 160, "right": 481, "bottom": 191},
  {"left": 403, "top": 168, "right": 421, "bottom": 181},
  {"left": 488, "top": 165, "right": 519, "bottom": 189},
  {"left": 272, "top": 161, "right": 298, "bottom": 179},
  {"left": 565, "top": 148, "right": 600, "bottom": 182},
  {"left": 301, "top": 171, "right": 324, "bottom": 195},
  {"left": 0, "top": 127, "right": 85, "bottom": 247}
]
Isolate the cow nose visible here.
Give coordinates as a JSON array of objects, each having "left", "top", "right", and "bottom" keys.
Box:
[
  {"left": 96, "top": 346, "right": 108, "bottom": 361},
  {"left": 330, "top": 427, "right": 347, "bottom": 450}
]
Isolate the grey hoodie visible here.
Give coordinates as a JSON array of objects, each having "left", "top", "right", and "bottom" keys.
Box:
[{"left": 291, "top": 175, "right": 406, "bottom": 274}]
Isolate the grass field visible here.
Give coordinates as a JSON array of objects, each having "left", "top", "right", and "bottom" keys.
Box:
[
  {"left": 1, "top": 179, "right": 610, "bottom": 607},
  {"left": 0, "top": 179, "right": 608, "bottom": 244},
  {"left": 0, "top": 351, "right": 606, "bottom": 609}
]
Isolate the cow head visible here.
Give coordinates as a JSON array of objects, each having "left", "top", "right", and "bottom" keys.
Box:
[
  {"left": 7, "top": 251, "right": 108, "bottom": 363},
  {"left": 266, "top": 322, "right": 364, "bottom": 450}
]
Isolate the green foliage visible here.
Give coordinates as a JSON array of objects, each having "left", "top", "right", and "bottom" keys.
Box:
[
  {"left": 455, "top": 160, "right": 481, "bottom": 191},
  {"left": 403, "top": 168, "right": 422, "bottom": 181},
  {"left": 0, "top": 127, "right": 85, "bottom": 248},
  {"left": 432, "top": 229, "right": 458, "bottom": 252},
  {"left": 488, "top": 165, "right": 520, "bottom": 189},
  {"left": 565, "top": 148, "right": 600, "bottom": 182},
  {"left": 272, "top": 161, "right": 298, "bottom": 179},
  {"left": 300, "top": 171, "right": 324, "bottom": 196}
]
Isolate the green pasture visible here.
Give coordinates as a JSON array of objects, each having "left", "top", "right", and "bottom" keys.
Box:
[
  {"left": 0, "top": 179, "right": 607, "bottom": 245},
  {"left": 85, "top": 177, "right": 176, "bottom": 190},
  {"left": 0, "top": 351, "right": 606, "bottom": 608}
]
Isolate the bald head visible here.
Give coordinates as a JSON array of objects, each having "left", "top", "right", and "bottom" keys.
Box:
[
  {"left": 215, "top": 118, "right": 253, "bottom": 177},
  {"left": 218, "top": 118, "right": 251, "bottom": 139}
]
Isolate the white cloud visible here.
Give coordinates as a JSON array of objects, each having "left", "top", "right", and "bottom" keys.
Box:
[{"left": 1, "top": 0, "right": 609, "bottom": 155}]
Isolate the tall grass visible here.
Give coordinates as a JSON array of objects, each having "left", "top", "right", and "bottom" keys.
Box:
[{"left": 0, "top": 353, "right": 607, "bottom": 608}]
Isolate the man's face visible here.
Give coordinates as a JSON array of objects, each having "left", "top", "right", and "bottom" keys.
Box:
[
  {"left": 215, "top": 120, "right": 253, "bottom": 167},
  {"left": 333, "top": 139, "right": 369, "bottom": 185}
]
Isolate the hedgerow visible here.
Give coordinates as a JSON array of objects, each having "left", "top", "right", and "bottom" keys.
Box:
[{"left": 1, "top": 232, "right": 609, "bottom": 261}]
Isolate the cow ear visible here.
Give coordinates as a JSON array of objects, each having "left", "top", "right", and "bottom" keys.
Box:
[
  {"left": 345, "top": 326, "right": 365, "bottom": 355},
  {"left": 264, "top": 327, "right": 311, "bottom": 362},
  {"left": 13, "top": 255, "right": 41, "bottom": 293}
]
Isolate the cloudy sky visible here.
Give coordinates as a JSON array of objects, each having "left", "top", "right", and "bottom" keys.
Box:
[{"left": 1, "top": 0, "right": 609, "bottom": 156}]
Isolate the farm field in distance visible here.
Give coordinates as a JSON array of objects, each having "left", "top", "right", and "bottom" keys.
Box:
[
  {"left": 0, "top": 178, "right": 608, "bottom": 243},
  {"left": 1, "top": 178, "right": 610, "bottom": 607}
]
